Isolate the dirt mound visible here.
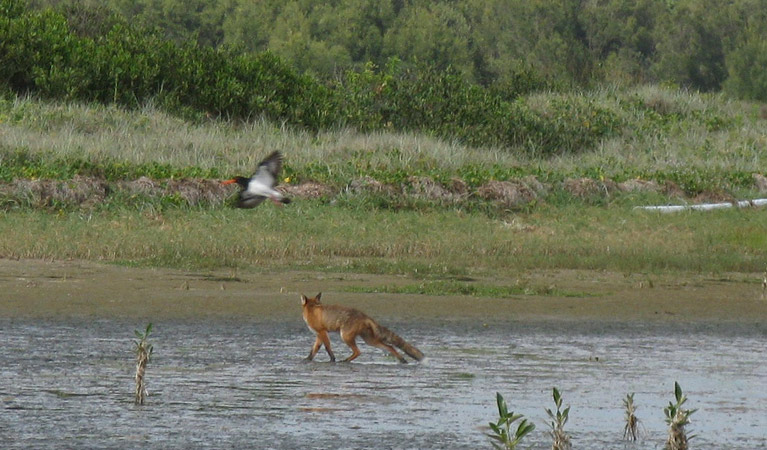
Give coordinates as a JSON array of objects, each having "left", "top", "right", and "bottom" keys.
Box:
[
  {"left": 476, "top": 180, "right": 538, "bottom": 208},
  {"left": 753, "top": 173, "right": 767, "bottom": 194},
  {"left": 165, "top": 179, "right": 232, "bottom": 206},
  {"left": 618, "top": 179, "right": 661, "bottom": 193},
  {"left": 521, "top": 175, "right": 549, "bottom": 197},
  {"left": 563, "top": 177, "right": 599, "bottom": 197},
  {"left": 447, "top": 178, "right": 469, "bottom": 195},
  {"left": 117, "top": 176, "right": 162, "bottom": 196},
  {"left": 406, "top": 176, "right": 454, "bottom": 201},
  {"left": 563, "top": 177, "right": 619, "bottom": 198},
  {"left": 661, "top": 180, "right": 686, "bottom": 198},
  {"left": 5, "top": 176, "right": 109, "bottom": 208},
  {"left": 348, "top": 177, "right": 400, "bottom": 196},
  {"left": 280, "top": 181, "right": 335, "bottom": 199},
  {"left": 617, "top": 179, "right": 692, "bottom": 199},
  {"left": 118, "top": 177, "right": 232, "bottom": 206},
  {"left": 693, "top": 190, "right": 735, "bottom": 204}
]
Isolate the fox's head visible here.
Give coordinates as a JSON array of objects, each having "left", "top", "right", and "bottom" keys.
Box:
[{"left": 301, "top": 292, "right": 322, "bottom": 307}]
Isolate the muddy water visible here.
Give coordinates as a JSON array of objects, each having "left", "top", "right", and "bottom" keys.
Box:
[{"left": 1, "top": 260, "right": 766, "bottom": 449}]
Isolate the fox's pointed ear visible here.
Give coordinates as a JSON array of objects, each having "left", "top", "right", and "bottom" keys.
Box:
[
  {"left": 316, "top": 292, "right": 322, "bottom": 302},
  {"left": 301, "top": 294, "right": 308, "bottom": 305}
]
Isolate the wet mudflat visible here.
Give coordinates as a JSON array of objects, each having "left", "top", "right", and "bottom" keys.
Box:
[{"left": 1, "top": 259, "right": 766, "bottom": 449}]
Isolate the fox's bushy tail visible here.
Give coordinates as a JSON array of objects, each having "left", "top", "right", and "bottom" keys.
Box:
[{"left": 376, "top": 325, "right": 424, "bottom": 361}]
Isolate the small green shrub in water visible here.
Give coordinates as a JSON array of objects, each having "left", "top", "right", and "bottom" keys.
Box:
[
  {"left": 546, "top": 387, "right": 572, "bottom": 450},
  {"left": 487, "top": 392, "right": 535, "bottom": 449},
  {"left": 623, "top": 393, "right": 639, "bottom": 441},
  {"left": 133, "top": 323, "right": 153, "bottom": 406},
  {"left": 664, "top": 382, "right": 697, "bottom": 450}
]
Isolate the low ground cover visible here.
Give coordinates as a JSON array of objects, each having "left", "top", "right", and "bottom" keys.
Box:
[{"left": 1, "top": 89, "right": 765, "bottom": 276}]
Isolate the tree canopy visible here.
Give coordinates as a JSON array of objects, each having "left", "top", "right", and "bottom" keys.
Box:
[
  {"left": 3, "top": 0, "right": 765, "bottom": 156},
  {"left": 20, "top": 0, "right": 766, "bottom": 99}
]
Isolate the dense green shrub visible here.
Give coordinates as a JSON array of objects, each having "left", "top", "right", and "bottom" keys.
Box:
[
  {"left": 0, "top": 1, "right": 72, "bottom": 93},
  {"left": 0, "top": 0, "right": 336, "bottom": 128},
  {"left": 0, "top": 0, "right": 625, "bottom": 155},
  {"left": 15, "top": 0, "right": 767, "bottom": 105},
  {"left": 337, "top": 60, "right": 617, "bottom": 155},
  {"left": 724, "top": 33, "right": 767, "bottom": 103}
]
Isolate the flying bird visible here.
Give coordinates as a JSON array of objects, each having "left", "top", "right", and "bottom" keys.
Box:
[{"left": 223, "top": 151, "right": 291, "bottom": 208}]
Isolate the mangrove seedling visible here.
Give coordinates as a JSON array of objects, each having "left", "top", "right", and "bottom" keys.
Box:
[
  {"left": 133, "top": 323, "right": 154, "bottom": 406},
  {"left": 664, "top": 382, "right": 696, "bottom": 450},
  {"left": 487, "top": 392, "right": 536, "bottom": 449},
  {"left": 546, "top": 387, "right": 572, "bottom": 450},
  {"left": 623, "top": 393, "right": 639, "bottom": 441}
]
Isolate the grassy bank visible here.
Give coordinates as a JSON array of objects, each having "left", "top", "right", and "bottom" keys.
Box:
[
  {"left": 1, "top": 86, "right": 766, "bottom": 190},
  {"left": 1, "top": 202, "right": 765, "bottom": 275},
  {"left": 1, "top": 88, "right": 766, "bottom": 276}
]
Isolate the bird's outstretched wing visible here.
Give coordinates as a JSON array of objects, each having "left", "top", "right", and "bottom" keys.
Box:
[{"left": 252, "top": 151, "right": 283, "bottom": 188}]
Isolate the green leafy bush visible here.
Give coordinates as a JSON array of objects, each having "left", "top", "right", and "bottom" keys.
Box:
[
  {"left": 338, "top": 60, "right": 615, "bottom": 155},
  {"left": 487, "top": 392, "right": 535, "bottom": 449},
  {"left": 0, "top": 1, "right": 336, "bottom": 129},
  {"left": 0, "top": 0, "right": 707, "bottom": 156}
]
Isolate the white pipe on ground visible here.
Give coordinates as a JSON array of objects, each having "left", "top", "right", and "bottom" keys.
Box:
[{"left": 634, "top": 199, "right": 767, "bottom": 213}]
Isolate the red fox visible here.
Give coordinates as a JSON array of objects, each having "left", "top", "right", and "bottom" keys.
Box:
[{"left": 301, "top": 293, "right": 424, "bottom": 363}]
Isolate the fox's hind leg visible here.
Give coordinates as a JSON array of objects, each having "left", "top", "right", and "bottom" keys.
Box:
[
  {"left": 340, "top": 330, "right": 362, "bottom": 362},
  {"left": 364, "top": 335, "right": 408, "bottom": 363}
]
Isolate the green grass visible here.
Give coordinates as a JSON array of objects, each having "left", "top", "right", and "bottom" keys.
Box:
[
  {"left": 2, "top": 86, "right": 766, "bottom": 192},
  {"left": 0, "top": 201, "right": 764, "bottom": 276},
  {"left": 342, "top": 280, "right": 599, "bottom": 298},
  {"left": 1, "top": 87, "right": 767, "bottom": 276}
]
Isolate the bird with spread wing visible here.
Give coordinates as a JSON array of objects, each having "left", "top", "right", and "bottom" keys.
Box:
[{"left": 222, "top": 151, "right": 291, "bottom": 208}]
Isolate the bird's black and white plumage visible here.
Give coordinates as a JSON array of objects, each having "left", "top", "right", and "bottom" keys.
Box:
[{"left": 223, "top": 151, "right": 291, "bottom": 208}]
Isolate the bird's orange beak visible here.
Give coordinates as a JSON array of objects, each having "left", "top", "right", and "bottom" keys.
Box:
[{"left": 222, "top": 179, "right": 237, "bottom": 185}]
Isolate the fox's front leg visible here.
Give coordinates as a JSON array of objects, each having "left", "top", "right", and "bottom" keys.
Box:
[
  {"left": 319, "top": 330, "right": 336, "bottom": 362},
  {"left": 305, "top": 335, "right": 322, "bottom": 361},
  {"left": 306, "top": 331, "right": 335, "bottom": 362}
]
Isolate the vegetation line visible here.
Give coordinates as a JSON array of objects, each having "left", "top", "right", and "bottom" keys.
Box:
[
  {"left": 1, "top": 203, "right": 765, "bottom": 275},
  {"left": 342, "top": 282, "right": 600, "bottom": 299}
]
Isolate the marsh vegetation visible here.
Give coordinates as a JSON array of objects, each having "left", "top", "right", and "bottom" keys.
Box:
[
  {"left": 133, "top": 323, "right": 153, "bottom": 406},
  {"left": 1, "top": 91, "right": 766, "bottom": 278}
]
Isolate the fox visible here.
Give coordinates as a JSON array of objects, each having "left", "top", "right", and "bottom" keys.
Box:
[{"left": 301, "top": 293, "right": 424, "bottom": 363}]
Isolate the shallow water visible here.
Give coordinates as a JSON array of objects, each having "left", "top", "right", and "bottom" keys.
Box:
[
  {"left": 2, "top": 316, "right": 765, "bottom": 449},
  {"left": 1, "top": 260, "right": 766, "bottom": 449}
]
